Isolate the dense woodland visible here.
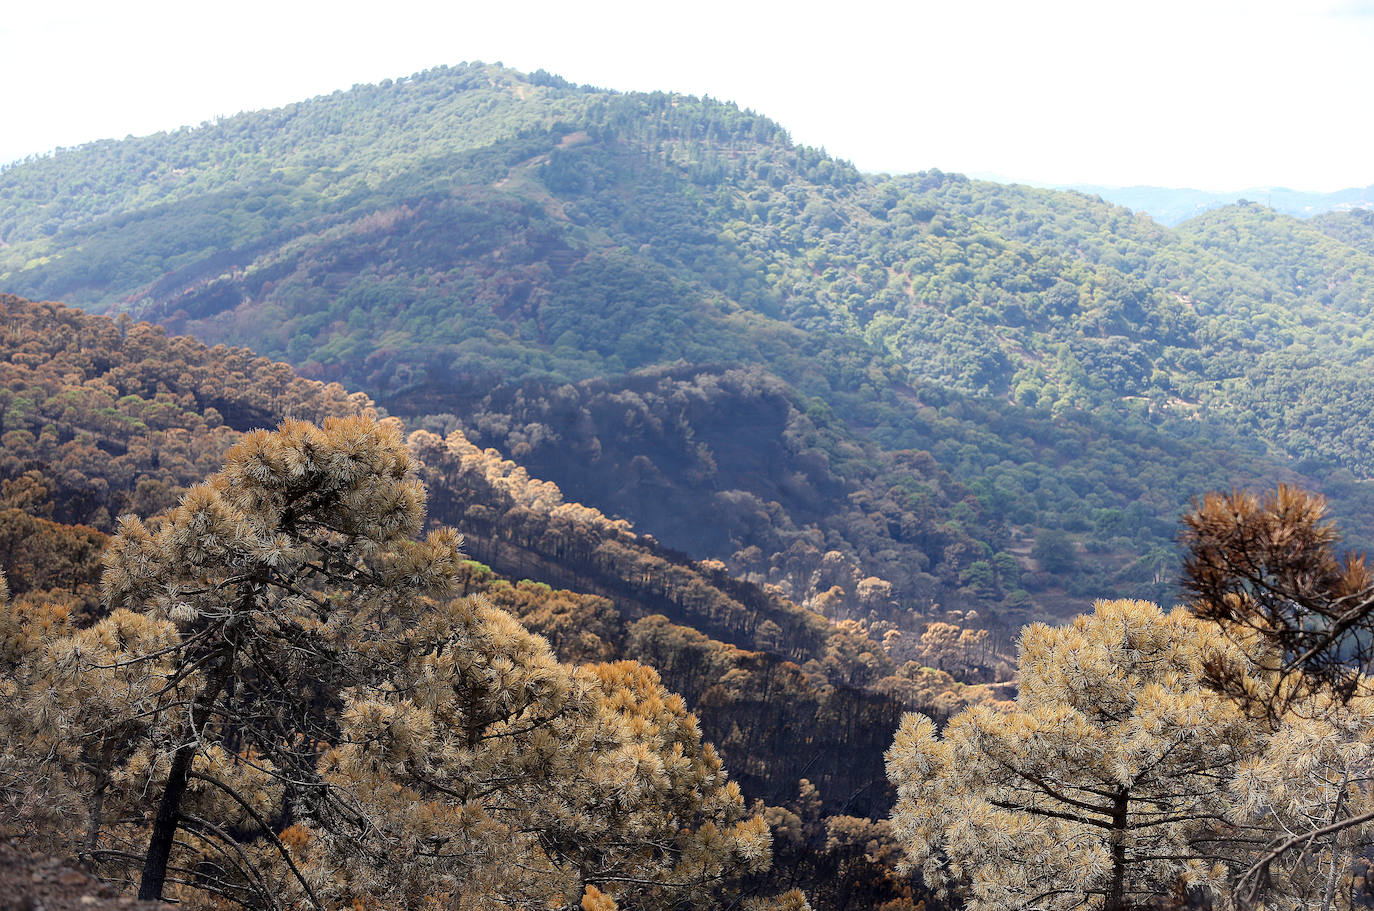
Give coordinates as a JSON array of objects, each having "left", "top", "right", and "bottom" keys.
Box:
[
  {"left": 4, "top": 296, "right": 1374, "bottom": 908},
  {"left": 0, "top": 294, "right": 990, "bottom": 908},
  {"left": 5, "top": 63, "right": 1374, "bottom": 632},
  {"left": 4, "top": 62, "right": 1374, "bottom": 910}
]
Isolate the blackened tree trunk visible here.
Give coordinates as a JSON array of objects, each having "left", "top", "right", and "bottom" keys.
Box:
[
  {"left": 1107, "top": 789, "right": 1130, "bottom": 911},
  {"left": 137, "top": 643, "right": 235, "bottom": 900}
]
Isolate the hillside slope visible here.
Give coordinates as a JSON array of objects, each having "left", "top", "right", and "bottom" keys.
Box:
[
  {"left": 0, "top": 293, "right": 955, "bottom": 909},
  {"left": 4, "top": 64, "right": 1374, "bottom": 625}
]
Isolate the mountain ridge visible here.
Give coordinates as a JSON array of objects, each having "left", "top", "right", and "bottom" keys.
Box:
[
  {"left": 4, "top": 62, "right": 1374, "bottom": 629},
  {"left": 1060, "top": 181, "right": 1374, "bottom": 226}
]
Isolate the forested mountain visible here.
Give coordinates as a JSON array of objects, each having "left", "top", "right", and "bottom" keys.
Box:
[
  {"left": 4, "top": 62, "right": 1374, "bottom": 631},
  {"left": 1313, "top": 207, "right": 1374, "bottom": 257},
  {"left": 6, "top": 58, "right": 1374, "bottom": 911}
]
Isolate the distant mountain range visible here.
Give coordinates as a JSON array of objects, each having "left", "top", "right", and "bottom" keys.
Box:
[
  {"left": 4, "top": 62, "right": 1374, "bottom": 630},
  {"left": 1061, "top": 182, "right": 1374, "bottom": 226}
]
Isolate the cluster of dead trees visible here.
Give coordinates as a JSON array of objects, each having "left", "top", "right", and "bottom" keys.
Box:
[{"left": 0, "top": 418, "right": 783, "bottom": 911}]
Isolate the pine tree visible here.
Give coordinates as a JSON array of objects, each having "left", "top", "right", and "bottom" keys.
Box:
[
  {"left": 96, "top": 415, "right": 461, "bottom": 903},
  {"left": 1181, "top": 484, "right": 1374, "bottom": 715},
  {"left": 1181, "top": 485, "right": 1374, "bottom": 906},
  {"left": 1, "top": 417, "right": 769, "bottom": 910},
  {"left": 1230, "top": 691, "right": 1374, "bottom": 910},
  {"left": 886, "top": 599, "right": 1268, "bottom": 911}
]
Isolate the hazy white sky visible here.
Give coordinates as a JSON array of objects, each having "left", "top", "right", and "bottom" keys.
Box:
[{"left": 4, "top": 0, "right": 1372, "bottom": 191}]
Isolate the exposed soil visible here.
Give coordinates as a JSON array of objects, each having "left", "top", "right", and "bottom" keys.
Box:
[{"left": 0, "top": 843, "right": 168, "bottom": 911}]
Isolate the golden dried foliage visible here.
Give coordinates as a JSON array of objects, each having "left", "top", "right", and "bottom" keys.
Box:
[
  {"left": 581, "top": 885, "right": 618, "bottom": 911},
  {"left": 1, "top": 417, "right": 766, "bottom": 911},
  {"left": 0, "top": 294, "right": 369, "bottom": 538},
  {"left": 743, "top": 888, "right": 814, "bottom": 911},
  {"left": 887, "top": 599, "right": 1269, "bottom": 911},
  {"left": 1229, "top": 690, "right": 1374, "bottom": 910}
]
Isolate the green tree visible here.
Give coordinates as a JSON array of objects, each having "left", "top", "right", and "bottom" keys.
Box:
[{"left": 1030, "top": 528, "right": 1077, "bottom": 575}]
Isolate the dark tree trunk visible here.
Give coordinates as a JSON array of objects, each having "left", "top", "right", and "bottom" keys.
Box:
[
  {"left": 136, "top": 647, "right": 235, "bottom": 900},
  {"left": 82, "top": 775, "right": 107, "bottom": 866},
  {"left": 1107, "top": 789, "right": 1130, "bottom": 911}
]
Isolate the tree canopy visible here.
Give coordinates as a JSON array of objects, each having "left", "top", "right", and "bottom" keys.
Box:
[
  {"left": 7, "top": 64, "right": 1374, "bottom": 628},
  {"left": 0, "top": 417, "right": 770, "bottom": 911},
  {"left": 887, "top": 599, "right": 1269, "bottom": 911}
]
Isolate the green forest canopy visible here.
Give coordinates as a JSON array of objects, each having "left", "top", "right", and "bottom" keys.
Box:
[{"left": 3, "top": 63, "right": 1374, "bottom": 627}]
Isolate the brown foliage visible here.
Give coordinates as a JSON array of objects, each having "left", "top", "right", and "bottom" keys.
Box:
[
  {"left": 0, "top": 507, "right": 106, "bottom": 608},
  {"left": 4, "top": 418, "right": 772, "bottom": 911},
  {"left": 0, "top": 294, "right": 369, "bottom": 533},
  {"left": 1182, "top": 484, "right": 1374, "bottom": 714}
]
